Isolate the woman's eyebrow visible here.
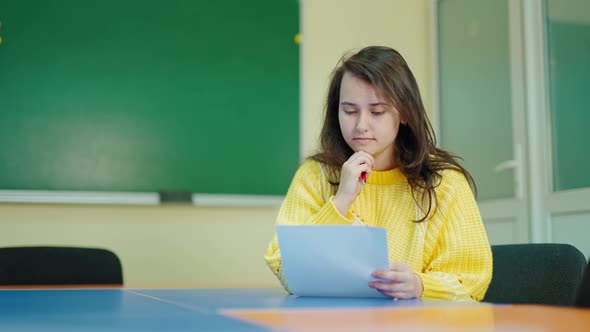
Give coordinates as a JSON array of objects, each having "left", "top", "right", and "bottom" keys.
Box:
[
  {"left": 340, "top": 101, "right": 357, "bottom": 106},
  {"left": 340, "top": 102, "right": 388, "bottom": 106}
]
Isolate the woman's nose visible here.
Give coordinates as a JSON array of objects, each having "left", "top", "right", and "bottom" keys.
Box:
[{"left": 356, "top": 111, "right": 369, "bottom": 131}]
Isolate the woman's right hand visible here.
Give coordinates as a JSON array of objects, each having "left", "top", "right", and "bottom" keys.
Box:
[{"left": 333, "top": 151, "right": 374, "bottom": 216}]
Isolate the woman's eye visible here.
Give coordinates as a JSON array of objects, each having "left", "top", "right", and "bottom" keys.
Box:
[
  {"left": 343, "top": 109, "right": 357, "bottom": 114},
  {"left": 371, "top": 111, "right": 384, "bottom": 116}
]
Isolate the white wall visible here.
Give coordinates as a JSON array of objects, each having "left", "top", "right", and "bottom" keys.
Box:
[{"left": 301, "top": 0, "right": 433, "bottom": 156}]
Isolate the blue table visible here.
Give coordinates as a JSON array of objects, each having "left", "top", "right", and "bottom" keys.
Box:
[
  {"left": 0, "top": 287, "right": 420, "bottom": 331},
  {"left": 1, "top": 288, "right": 589, "bottom": 331}
]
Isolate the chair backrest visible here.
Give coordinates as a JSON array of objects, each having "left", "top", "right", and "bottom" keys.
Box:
[
  {"left": 483, "top": 243, "right": 586, "bottom": 306},
  {"left": 0, "top": 246, "right": 123, "bottom": 286},
  {"left": 575, "top": 258, "right": 590, "bottom": 308}
]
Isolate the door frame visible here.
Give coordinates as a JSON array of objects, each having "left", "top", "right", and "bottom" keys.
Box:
[{"left": 431, "top": 0, "right": 530, "bottom": 243}]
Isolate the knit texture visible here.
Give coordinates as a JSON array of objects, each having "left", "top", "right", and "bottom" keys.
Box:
[{"left": 264, "top": 160, "right": 493, "bottom": 301}]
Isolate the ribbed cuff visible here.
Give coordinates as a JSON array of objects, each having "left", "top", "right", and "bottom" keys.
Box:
[
  {"left": 418, "top": 272, "right": 458, "bottom": 301},
  {"left": 277, "top": 267, "right": 293, "bottom": 295}
]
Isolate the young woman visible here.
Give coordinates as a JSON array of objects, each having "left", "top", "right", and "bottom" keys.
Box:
[{"left": 264, "top": 46, "right": 492, "bottom": 301}]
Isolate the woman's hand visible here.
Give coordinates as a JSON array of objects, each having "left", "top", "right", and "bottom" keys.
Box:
[
  {"left": 370, "top": 262, "right": 423, "bottom": 299},
  {"left": 333, "top": 151, "right": 374, "bottom": 216}
]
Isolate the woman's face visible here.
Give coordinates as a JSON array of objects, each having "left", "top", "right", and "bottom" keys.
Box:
[{"left": 338, "top": 72, "right": 403, "bottom": 170}]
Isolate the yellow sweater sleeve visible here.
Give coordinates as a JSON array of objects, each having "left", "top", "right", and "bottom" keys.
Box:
[
  {"left": 418, "top": 170, "right": 493, "bottom": 301},
  {"left": 264, "top": 160, "right": 352, "bottom": 291}
]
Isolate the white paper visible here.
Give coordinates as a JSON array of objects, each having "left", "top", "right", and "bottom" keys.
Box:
[{"left": 276, "top": 224, "right": 390, "bottom": 298}]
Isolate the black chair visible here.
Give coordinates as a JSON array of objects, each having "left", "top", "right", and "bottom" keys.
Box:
[
  {"left": 0, "top": 246, "right": 123, "bottom": 286},
  {"left": 575, "top": 258, "right": 590, "bottom": 308},
  {"left": 483, "top": 243, "right": 586, "bottom": 306}
]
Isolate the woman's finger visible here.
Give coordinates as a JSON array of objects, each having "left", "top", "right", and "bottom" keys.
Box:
[
  {"left": 369, "top": 279, "right": 413, "bottom": 293},
  {"left": 350, "top": 151, "right": 375, "bottom": 169},
  {"left": 372, "top": 270, "right": 407, "bottom": 282}
]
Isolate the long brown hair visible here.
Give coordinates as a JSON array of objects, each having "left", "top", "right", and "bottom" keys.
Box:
[{"left": 310, "top": 46, "right": 475, "bottom": 222}]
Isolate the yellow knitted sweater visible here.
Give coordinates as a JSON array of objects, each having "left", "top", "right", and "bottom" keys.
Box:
[{"left": 264, "top": 160, "right": 492, "bottom": 301}]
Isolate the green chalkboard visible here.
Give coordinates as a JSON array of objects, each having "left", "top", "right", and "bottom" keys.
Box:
[{"left": 0, "top": 0, "right": 299, "bottom": 196}]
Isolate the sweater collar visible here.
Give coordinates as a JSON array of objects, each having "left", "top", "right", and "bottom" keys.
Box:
[{"left": 365, "top": 167, "right": 406, "bottom": 185}]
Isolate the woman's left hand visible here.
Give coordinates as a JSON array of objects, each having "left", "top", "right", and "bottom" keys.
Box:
[{"left": 370, "top": 262, "right": 423, "bottom": 299}]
